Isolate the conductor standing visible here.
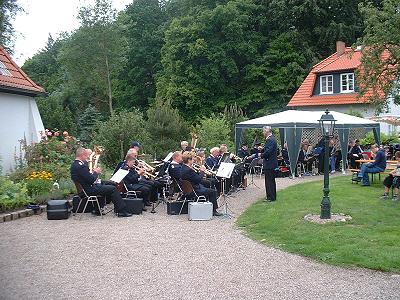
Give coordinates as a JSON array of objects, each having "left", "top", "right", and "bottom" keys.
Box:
[{"left": 255, "top": 126, "right": 278, "bottom": 201}]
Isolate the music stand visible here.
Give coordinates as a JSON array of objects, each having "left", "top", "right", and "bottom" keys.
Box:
[
  {"left": 248, "top": 157, "right": 261, "bottom": 189},
  {"left": 216, "top": 162, "right": 235, "bottom": 218}
]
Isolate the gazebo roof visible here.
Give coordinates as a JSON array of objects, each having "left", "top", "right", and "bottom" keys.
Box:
[{"left": 236, "top": 110, "right": 379, "bottom": 129}]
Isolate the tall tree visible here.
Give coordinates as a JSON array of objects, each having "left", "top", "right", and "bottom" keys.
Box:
[
  {"left": 357, "top": 0, "right": 400, "bottom": 110},
  {"left": 116, "top": 0, "right": 166, "bottom": 110},
  {"left": 59, "top": 0, "right": 126, "bottom": 116},
  {"left": 0, "top": 0, "right": 23, "bottom": 53}
]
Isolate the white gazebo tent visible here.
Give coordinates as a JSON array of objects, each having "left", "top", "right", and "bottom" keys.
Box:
[{"left": 235, "top": 110, "right": 380, "bottom": 175}]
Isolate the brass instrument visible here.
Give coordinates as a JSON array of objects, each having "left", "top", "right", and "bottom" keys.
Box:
[
  {"left": 190, "top": 133, "right": 198, "bottom": 150},
  {"left": 137, "top": 159, "right": 155, "bottom": 173},
  {"left": 88, "top": 146, "right": 104, "bottom": 173},
  {"left": 192, "top": 162, "right": 217, "bottom": 176},
  {"left": 134, "top": 159, "right": 157, "bottom": 179}
]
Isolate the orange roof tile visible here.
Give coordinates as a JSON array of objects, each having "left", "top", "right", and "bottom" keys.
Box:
[
  {"left": 0, "top": 45, "right": 45, "bottom": 95},
  {"left": 287, "top": 47, "right": 368, "bottom": 107}
]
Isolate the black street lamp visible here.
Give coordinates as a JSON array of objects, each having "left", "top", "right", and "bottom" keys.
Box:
[{"left": 318, "top": 109, "right": 336, "bottom": 219}]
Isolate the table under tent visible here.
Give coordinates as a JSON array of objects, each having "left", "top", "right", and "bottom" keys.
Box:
[{"left": 235, "top": 110, "right": 381, "bottom": 176}]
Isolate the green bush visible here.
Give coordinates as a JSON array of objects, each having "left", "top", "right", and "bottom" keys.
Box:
[
  {"left": 196, "top": 114, "right": 234, "bottom": 152},
  {"left": 361, "top": 131, "right": 400, "bottom": 146},
  {"left": 91, "top": 110, "right": 149, "bottom": 167},
  {"left": 146, "top": 100, "right": 189, "bottom": 159},
  {"left": 25, "top": 178, "right": 53, "bottom": 197},
  {"left": 0, "top": 177, "right": 31, "bottom": 212}
]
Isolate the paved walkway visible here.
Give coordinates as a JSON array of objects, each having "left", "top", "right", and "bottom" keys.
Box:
[{"left": 1, "top": 175, "right": 399, "bottom": 300}]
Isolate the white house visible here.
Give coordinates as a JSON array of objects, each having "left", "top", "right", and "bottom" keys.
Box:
[
  {"left": 287, "top": 41, "right": 400, "bottom": 135},
  {"left": 0, "top": 45, "right": 45, "bottom": 174}
]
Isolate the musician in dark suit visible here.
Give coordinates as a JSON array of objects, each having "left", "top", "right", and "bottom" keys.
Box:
[
  {"left": 237, "top": 143, "right": 251, "bottom": 159},
  {"left": 168, "top": 151, "right": 183, "bottom": 181},
  {"left": 181, "top": 151, "right": 222, "bottom": 216},
  {"left": 250, "top": 142, "right": 262, "bottom": 155},
  {"left": 254, "top": 126, "right": 278, "bottom": 201},
  {"left": 205, "top": 147, "right": 222, "bottom": 171},
  {"left": 115, "top": 155, "right": 152, "bottom": 207},
  {"left": 70, "top": 147, "right": 132, "bottom": 217}
]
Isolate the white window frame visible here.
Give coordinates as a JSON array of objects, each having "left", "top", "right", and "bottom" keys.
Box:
[
  {"left": 320, "top": 75, "right": 333, "bottom": 95},
  {"left": 0, "top": 61, "right": 12, "bottom": 76},
  {"left": 341, "top": 72, "right": 355, "bottom": 93}
]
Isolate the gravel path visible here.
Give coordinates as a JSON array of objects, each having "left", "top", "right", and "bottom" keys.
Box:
[{"left": 1, "top": 175, "right": 399, "bottom": 300}]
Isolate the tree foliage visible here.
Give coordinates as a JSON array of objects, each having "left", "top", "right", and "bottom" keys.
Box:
[
  {"left": 196, "top": 114, "right": 234, "bottom": 151},
  {"left": 146, "top": 99, "right": 189, "bottom": 158},
  {"left": 0, "top": 0, "right": 23, "bottom": 53},
  {"left": 357, "top": 0, "right": 400, "bottom": 110},
  {"left": 91, "top": 110, "right": 149, "bottom": 167}
]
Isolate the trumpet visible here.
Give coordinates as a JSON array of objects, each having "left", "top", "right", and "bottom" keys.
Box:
[
  {"left": 137, "top": 159, "right": 155, "bottom": 173},
  {"left": 193, "top": 163, "right": 217, "bottom": 176},
  {"left": 134, "top": 159, "right": 157, "bottom": 179}
]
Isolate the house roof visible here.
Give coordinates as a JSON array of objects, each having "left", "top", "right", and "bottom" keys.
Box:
[
  {"left": 0, "top": 45, "right": 45, "bottom": 96},
  {"left": 287, "top": 47, "right": 366, "bottom": 107}
]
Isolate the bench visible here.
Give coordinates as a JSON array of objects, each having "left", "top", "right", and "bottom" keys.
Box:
[{"left": 350, "top": 161, "right": 397, "bottom": 184}]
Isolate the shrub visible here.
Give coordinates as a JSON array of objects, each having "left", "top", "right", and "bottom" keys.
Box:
[
  {"left": 0, "top": 176, "right": 31, "bottom": 212},
  {"left": 196, "top": 114, "right": 234, "bottom": 152},
  {"left": 146, "top": 100, "right": 189, "bottom": 159},
  {"left": 361, "top": 131, "right": 400, "bottom": 146},
  {"left": 91, "top": 110, "right": 149, "bottom": 167},
  {"left": 25, "top": 171, "right": 54, "bottom": 197}
]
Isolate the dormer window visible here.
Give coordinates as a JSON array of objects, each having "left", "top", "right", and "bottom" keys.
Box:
[
  {"left": 341, "top": 73, "right": 354, "bottom": 93},
  {"left": 0, "top": 61, "right": 12, "bottom": 76},
  {"left": 320, "top": 75, "right": 333, "bottom": 94}
]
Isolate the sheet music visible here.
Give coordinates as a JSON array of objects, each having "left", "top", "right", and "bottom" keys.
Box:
[
  {"left": 216, "top": 162, "right": 235, "bottom": 178},
  {"left": 110, "top": 169, "right": 129, "bottom": 183},
  {"left": 163, "top": 152, "right": 174, "bottom": 162}
]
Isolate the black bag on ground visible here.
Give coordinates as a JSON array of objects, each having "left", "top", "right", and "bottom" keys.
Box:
[
  {"left": 123, "top": 198, "right": 144, "bottom": 215},
  {"left": 47, "top": 200, "right": 71, "bottom": 220},
  {"left": 167, "top": 200, "right": 192, "bottom": 215},
  {"left": 72, "top": 195, "right": 94, "bottom": 213}
]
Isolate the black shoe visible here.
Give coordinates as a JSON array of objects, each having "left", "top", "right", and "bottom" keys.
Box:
[
  {"left": 118, "top": 211, "right": 133, "bottom": 217},
  {"left": 142, "top": 207, "right": 148, "bottom": 212},
  {"left": 213, "top": 211, "right": 223, "bottom": 216},
  {"left": 145, "top": 202, "right": 152, "bottom": 206}
]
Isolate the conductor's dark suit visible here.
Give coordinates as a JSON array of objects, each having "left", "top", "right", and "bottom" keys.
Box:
[
  {"left": 261, "top": 135, "right": 278, "bottom": 201},
  {"left": 181, "top": 164, "right": 218, "bottom": 210},
  {"left": 70, "top": 159, "right": 127, "bottom": 212}
]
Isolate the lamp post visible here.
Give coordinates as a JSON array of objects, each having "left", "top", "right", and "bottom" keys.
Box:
[{"left": 318, "top": 109, "right": 336, "bottom": 219}]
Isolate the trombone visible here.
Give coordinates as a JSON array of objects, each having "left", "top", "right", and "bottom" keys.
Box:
[{"left": 134, "top": 159, "right": 157, "bottom": 179}]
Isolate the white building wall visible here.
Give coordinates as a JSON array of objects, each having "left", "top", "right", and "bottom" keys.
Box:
[{"left": 0, "top": 92, "right": 44, "bottom": 174}]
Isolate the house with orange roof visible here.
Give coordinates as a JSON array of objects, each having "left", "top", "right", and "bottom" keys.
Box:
[
  {"left": 287, "top": 41, "right": 400, "bottom": 135},
  {"left": 0, "top": 45, "right": 45, "bottom": 174}
]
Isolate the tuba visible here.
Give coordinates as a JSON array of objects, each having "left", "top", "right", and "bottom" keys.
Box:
[{"left": 88, "top": 146, "right": 104, "bottom": 173}]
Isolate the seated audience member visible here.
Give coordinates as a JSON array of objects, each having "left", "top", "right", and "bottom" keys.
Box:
[
  {"left": 181, "top": 151, "right": 222, "bottom": 216},
  {"left": 356, "top": 144, "right": 386, "bottom": 186},
  {"left": 329, "top": 137, "right": 337, "bottom": 174},
  {"left": 348, "top": 139, "right": 363, "bottom": 169},
  {"left": 381, "top": 151, "right": 400, "bottom": 200},
  {"left": 250, "top": 142, "right": 262, "bottom": 155}
]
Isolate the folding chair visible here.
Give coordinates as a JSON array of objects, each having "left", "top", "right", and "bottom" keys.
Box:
[{"left": 73, "top": 182, "right": 104, "bottom": 220}]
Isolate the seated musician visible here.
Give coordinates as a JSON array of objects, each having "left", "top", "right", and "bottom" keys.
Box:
[
  {"left": 130, "top": 141, "right": 141, "bottom": 152},
  {"left": 356, "top": 144, "right": 386, "bottom": 186},
  {"left": 168, "top": 151, "right": 183, "bottom": 181},
  {"left": 70, "top": 147, "right": 132, "bottom": 217},
  {"left": 129, "top": 148, "right": 160, "bottom": 202},
  {"left": 382, "top": 151, "right": 400, "bottom": 200},
  {"left": 181, "top": 151, "right": 222, "bottom": 216},
  {"left": 115, "top": 154, "right": 152, "bottom": 208},
  {"left": 237, "top": 143, "right": 250, "bottom": 159},
  {"left": 180, "top": 141, "right": 189, "bottom": 153},
  {"left": 250, "top": 142, "right": 262, "bottom": 155},
  {"left": 205, "top": 147, "right": 222, "bottom": 171}
]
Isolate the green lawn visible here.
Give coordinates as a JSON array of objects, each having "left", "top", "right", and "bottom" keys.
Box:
[{"left": 237, "top": 176, "right": 400, "bottom": 273}]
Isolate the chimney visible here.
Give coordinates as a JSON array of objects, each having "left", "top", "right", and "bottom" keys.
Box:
[{"left": 336, "top": 41, "right": 346, "bottom": 57}]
